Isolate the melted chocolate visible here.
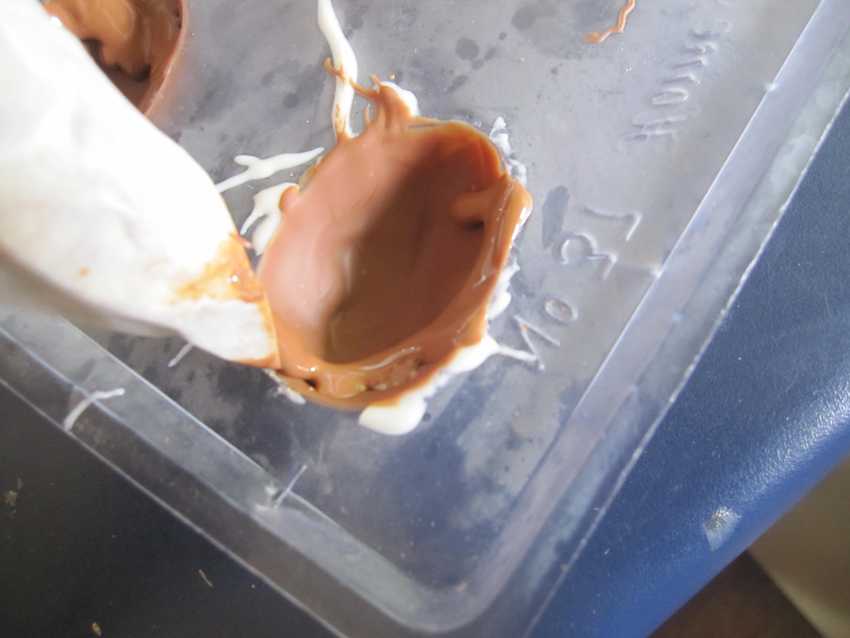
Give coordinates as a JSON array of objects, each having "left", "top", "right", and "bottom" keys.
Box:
[
  {"left": 260, "top": 78, "right": 531, "bottom": 409},
  {"left": 585, "top": 0, "right": 637, "bottom": 44}
]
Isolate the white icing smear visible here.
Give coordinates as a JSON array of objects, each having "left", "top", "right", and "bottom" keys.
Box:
[
  {"left": 318, "top": 0, "right": 358, "bottom": 139},
  {"left": 490, "top": 118, "right": 533, "bottom": 229},
  {"left": 379, "top": 81, "right": 420, "bottom": 116},
  {"left": 489, "top": 116, "right": 528, "bottom": 187},
  {"left": 215, "top": 148, "right": 323, "bottom": 193},
  {"left": 359, "top": 392, "right": 427, "bottom": 436},
  {"left": 264, "top": 369, "right": 307, "bottom": 405},
  {"left": 282, "top": 386, "right": 307, "bottom": 405},
  {"left": 63, "top": 388, "right": 125, "bottom": 431}
]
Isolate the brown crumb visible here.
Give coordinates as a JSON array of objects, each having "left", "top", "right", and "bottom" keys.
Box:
[{"left": 79, "top": 267, "right": 90, "bottom": 277}]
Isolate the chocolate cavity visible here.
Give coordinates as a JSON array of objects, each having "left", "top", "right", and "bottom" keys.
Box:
[{"left": 260, "top": 77, "right": 531, "bottom": 409}]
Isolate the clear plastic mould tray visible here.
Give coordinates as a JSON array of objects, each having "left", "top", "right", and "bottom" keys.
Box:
[{"left": 4, "top": 1, "right": 850, "bottom": 636}]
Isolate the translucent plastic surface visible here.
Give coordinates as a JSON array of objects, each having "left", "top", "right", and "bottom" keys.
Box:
[{"left": 3, "top": 1, "right": 850, "bottom": 636}]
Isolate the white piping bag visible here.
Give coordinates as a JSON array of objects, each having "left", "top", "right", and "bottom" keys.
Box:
[{"left": 0, "top": 0, "right": 279, "bottom": 368}]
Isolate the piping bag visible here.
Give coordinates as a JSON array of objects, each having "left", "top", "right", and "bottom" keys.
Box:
[{"left": 0, "top": 0, "right": 280, "bottom": 368}]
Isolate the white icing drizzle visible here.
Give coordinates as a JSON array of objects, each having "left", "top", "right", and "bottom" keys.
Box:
[
  {"left": 63, "top": 388, "right": 125, "bottom": 431},
  {"left": 318, "top": 0, "right": 358, "bottom": 139},
  {"left": 241, "top": 182, "right": 297, "bottom": 255},
  {"left": 167, "top": 342, "right": 193, "bottom": 368},
  {"left": 359, "top": 346, "right": 422, "bottom": 371},
  {"left": 253, "top": 208, "right": 284, "bottom": 256},
  {"left": 215, "top": 148, "right": 323, "bottom": 193},
  {"left": 283, "top": 386, "right": 307, "bottom": 405},
  {"left": 241, "top": 183, "right": 290, "bottom": 234}
]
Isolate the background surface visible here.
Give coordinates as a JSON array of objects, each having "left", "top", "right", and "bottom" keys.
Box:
[{"left": 3, "top": 95, "right": 850, "bottom": 638}]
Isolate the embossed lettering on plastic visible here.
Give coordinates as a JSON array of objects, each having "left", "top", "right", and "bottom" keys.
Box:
[
  {"left": 626, "top": 22, "right": 730, "bottom": 143},
  {"left": 512, "top": 316, "right": 560, "bottom": 371},
  {"left": 559, "top": 232, "right": 617, "bottom": 279},
  {"left": 507, "top": 200, "right": 647, "bottom": 369},
  {"left": 581, "top": 206, "right": 642, "bottom": 241}
]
